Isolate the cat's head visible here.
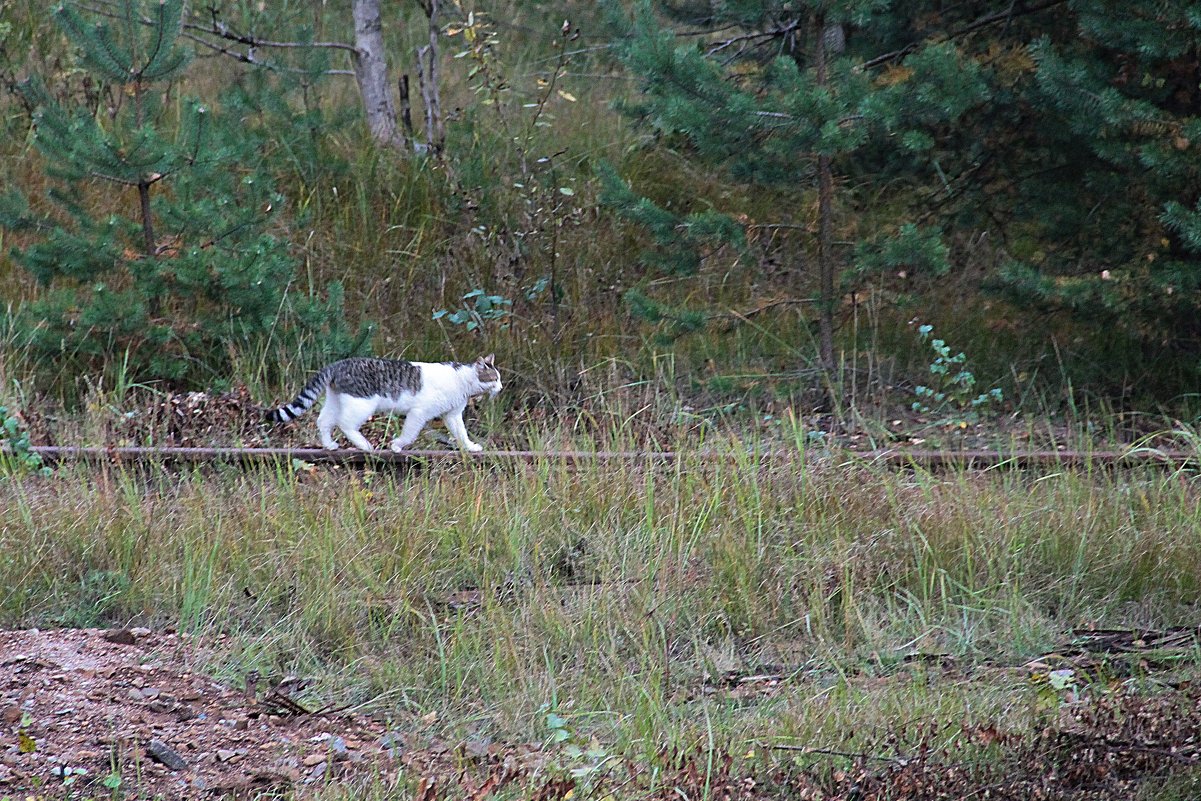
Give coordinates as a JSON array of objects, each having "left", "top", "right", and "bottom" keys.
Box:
[{"left": 475, "top": 354, "right": 502, "bottom": 396}]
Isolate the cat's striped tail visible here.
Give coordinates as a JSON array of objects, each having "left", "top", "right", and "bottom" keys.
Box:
[{"left": 269, "top": 366, "right": 333, "bottom": 422}]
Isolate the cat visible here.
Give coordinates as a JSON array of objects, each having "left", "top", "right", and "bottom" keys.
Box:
[{"left": 269, "top": 354, "right": 501, "bottom": 452}]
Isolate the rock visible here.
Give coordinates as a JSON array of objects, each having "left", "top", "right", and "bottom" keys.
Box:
[
  {"left": 464, "top": 738, "right": 492, "bottom": 759},
  {"left": 146, "top": 739, "right": 188, "bottom": 771},
  {"left": 128, "top": 689, "right": 145, "bottom": 702},
  {"left": 304, "top": 761, "right": 327, "bottom": 784},
  {"left": 215, "top": 749, "right": 237, "bottom": 763},
  {"left": 303, "top": 753, "right": 327, "bottom": 767},
  {"left": 102, "top": 629, "right": 136, "bottom": 646},
  {"left": 130, "top": 627, "right": 152, "bottom": 638},
  {"left": 1, "top": 706, "right": 20, "bottom": 724},
  {"left": 330, "top": 736, "right": 349, "bottom": 761}
]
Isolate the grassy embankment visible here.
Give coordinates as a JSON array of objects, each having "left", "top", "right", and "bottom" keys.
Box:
[{"left": 3, "top": 434, "right": 1201, "bottom": 796}]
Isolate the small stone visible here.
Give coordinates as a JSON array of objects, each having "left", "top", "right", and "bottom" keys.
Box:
[
  {"left": 127, "top": 689, "right": 145, "bottom": 702},
  {"left": 1, "top": 706, "right": 20, "bottom": 724},
  {"left": 216, "top": 749, "right": 237, "bottom": 763},
  {"left": 330, "top": 736, "right": 349, "bottom": 762},
  {"left": 130, "top": 627, "right": 152, "bottom": 638},
  {"left": 464, "top": 738, "right": 491, "bottom": 759},
  {"left": 304, "top": 761, "right": 327, "bottom": 784},
  {"left": 233, "top": 718, "right": 249, "bottom": 731},
  {"left": 146, "top": 739, "right": 188, "bottom": 771},
  {"left": 303, "top": 753, "right": 326, "bottom": 767},
  {"left": 102, "top": 629, "right": 136, "bottom": 646}
]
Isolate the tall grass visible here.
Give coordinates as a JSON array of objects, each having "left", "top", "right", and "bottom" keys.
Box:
[{"left": 3, "top": 447, "right": 1199, "bottom": 759}]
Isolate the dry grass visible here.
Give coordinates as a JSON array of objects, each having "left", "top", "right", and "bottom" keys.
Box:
[{"left": 3, "top": 444, "right": 1200, "bottom": 799}]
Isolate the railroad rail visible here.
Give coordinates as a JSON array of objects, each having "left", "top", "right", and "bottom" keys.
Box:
[{"left": 18, "top": 446, "right": 1201, "bottom": 470}]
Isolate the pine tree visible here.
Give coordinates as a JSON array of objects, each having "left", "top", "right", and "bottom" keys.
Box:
[
  {"left": 0, "top": 0, "right": 363, "bottom": 387},
  {"left": 982, "top": 2, "right": 1201, "bottom": 371},
  {"left": 601, "top": 1, "right": 988, "bottom": 380}
]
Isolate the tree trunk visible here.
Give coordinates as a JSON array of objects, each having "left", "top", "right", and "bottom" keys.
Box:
[
  {"left": 419, "top": 0, "right": 444, "bottom": 152},
  {"left": 351, "top": 0, "right": 406, "bottom": 151},
  {"left": 813, "top": 13, "right": 837, "bottom": 378}
]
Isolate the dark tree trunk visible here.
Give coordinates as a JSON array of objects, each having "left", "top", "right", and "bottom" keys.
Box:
[
  {"left": 415, "top": 0, "right": 444, "bottom": 153},
  {"left": 813, "top": 12, "right": 837, "bottom": 378},
  {"left": 138, "top": 180, "right": 155, "bottom": 256}
]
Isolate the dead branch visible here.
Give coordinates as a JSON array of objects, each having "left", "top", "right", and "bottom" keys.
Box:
[{"left": 860, "top": 0, "right": 1070, "bottom": 70}]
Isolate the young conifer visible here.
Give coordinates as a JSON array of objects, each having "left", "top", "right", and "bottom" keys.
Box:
[
  {"left": 601, "top": 1, "right": 987, "bottom": 379},
  {"left": 0, "top": 0, "right": 362, "bottom": 387}
]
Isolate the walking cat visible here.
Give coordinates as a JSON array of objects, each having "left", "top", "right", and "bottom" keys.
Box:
[{"left": 270, "top": 355, "right": 502, "bottom": 452}]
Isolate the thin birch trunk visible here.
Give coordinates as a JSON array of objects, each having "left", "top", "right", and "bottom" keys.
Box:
[{"left": 351, "top": 0, "right": 406, "bottom": 151}]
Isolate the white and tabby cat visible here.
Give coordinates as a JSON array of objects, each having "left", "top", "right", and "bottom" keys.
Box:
[{"left": 270, "top": 355, "right": 501, "bottom": 452}]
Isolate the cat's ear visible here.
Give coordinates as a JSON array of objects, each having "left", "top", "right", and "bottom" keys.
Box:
[{"left": 482, "top": 353, "right": 495, "bottom": 365}]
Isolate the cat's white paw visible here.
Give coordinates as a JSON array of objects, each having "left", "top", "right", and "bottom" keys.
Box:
[
  {"left": 389, "top": 439, "right": 410, "bottom": 453},
  {"left": 322, "top": 442, "right": 339, "bottom": 450},
  {"left": 464, "top": 442, "right": 484, "bottom": 453}
]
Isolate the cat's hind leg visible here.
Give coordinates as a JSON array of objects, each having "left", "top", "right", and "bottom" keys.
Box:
[
  {"left": 443, "top": 407, "right": 483, "bottom": 452},
  {"left": 336, "top": 396, "right": 377, "bottom": 451},
  {"left": 316, "top": 393, "right": 340, "bottom": 450},
  {"left": 389, "top": 411, "right": 433, "bottom": 452}
]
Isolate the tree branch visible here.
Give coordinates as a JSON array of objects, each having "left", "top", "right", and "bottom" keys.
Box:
[
  {"left": 76, "top": 0, "right": 359, "bottom": 66},
  {"left": 860, "top": 0, "right": 1070, "bottom": 70},
  {"left": 189, "top": 8, "right": 357, "bottom": 53},
  {"left": 181, "top": 30, "right": 354, "bottom": 75},
  {"left": 705, "top": 18, "right": 802, "bottom": 57}
]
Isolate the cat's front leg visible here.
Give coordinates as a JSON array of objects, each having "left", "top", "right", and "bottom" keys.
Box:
[
  {"left": 444, "top": 408, "right": 484, "bottom": 452},
  {"left": 389, "top": 411, "right": 431, "bottom": 452}
]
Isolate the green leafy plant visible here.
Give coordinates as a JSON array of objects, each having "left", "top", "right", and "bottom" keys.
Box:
[
  {"left": 911, "top": 323, "right": 1003, "bottom": 423},
  {"left": 542, "top": 709, "right": 613, "bottom": 784},
  {"left": 433, "top": 289, "right": 512, "bottom": 332},
  {"left": 0, "top": 404, "right": 49, "bottom": 476}
]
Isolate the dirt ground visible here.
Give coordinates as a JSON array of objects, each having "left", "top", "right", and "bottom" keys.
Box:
[
  {"left": 4, "top": 628, "right": 1201, "bottom": 800},
  {"left": 0, "top": 627, "right": 404, "bottom": 798}
]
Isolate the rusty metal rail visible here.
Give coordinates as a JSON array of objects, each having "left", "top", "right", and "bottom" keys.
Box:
[{"left": 20, "top": 446, "right": 1200, "bottom": 470}]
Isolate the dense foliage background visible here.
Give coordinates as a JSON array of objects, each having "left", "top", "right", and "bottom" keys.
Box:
[{"left": 2, "top": 0, "right": 1200, "bottom": 421}]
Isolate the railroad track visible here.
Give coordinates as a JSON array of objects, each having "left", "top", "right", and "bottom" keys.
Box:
[{"left": 18, "top": 446, "right": 1201, "bottom": 470}]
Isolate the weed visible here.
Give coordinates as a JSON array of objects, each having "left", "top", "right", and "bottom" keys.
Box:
[
  {"left": 0, "top": 403, "right": 49, "bottom": 476},
  {"left": 910, "top": 321, "right": 1004, "bottom": 424},
  {"left": 433, "top": 288, "right": 513, "bottom": 332}
]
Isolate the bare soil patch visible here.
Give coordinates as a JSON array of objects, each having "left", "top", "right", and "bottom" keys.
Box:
[
  {"left": 4, "top": 627, "right": 1201, "bottom": 800},
  {"left": 0, "top": 627, "right": 397, "bottom": 798}
]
